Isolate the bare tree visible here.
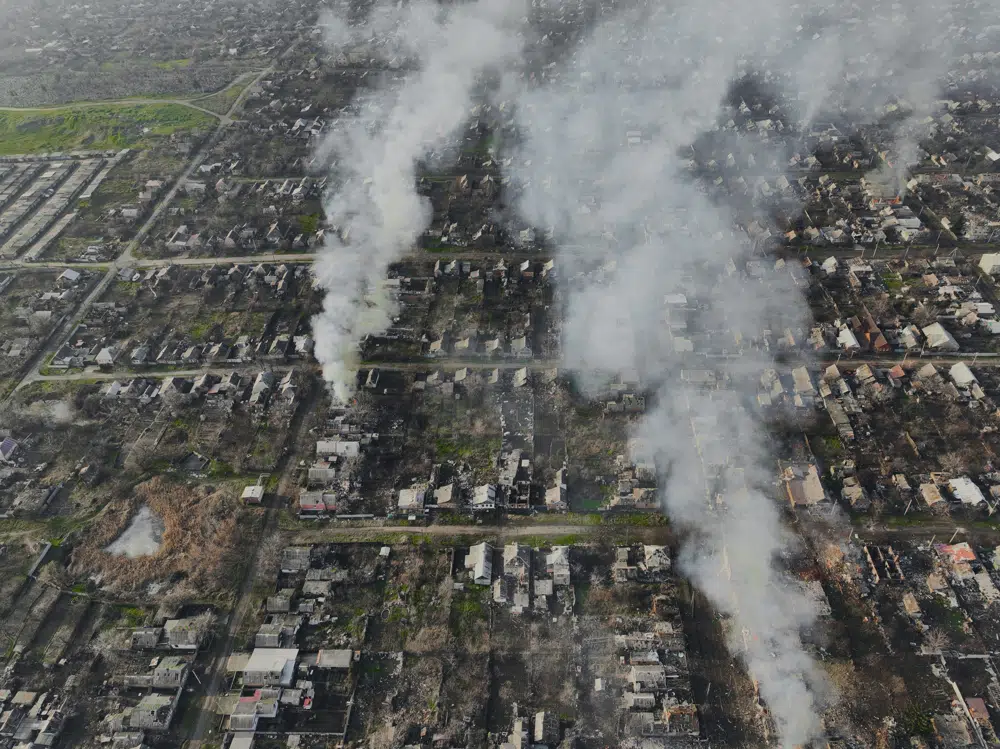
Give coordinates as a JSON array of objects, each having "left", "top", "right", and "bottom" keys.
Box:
[
  {"left": 255, "top": 533, "right": 283, "bottom": 581},
  {"left": 923, "top": 628, "right": 949, "bottom": 653},
  {"left": 866, "top": 294, "right": 892, "bottom": 323},
  {"left": 913, "top": 303, "right": 938, "bottom": 328},
  {"left": 939, "top": 451, "right": 968, "bottom": 475}
]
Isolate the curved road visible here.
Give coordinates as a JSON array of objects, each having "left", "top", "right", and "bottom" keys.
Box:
[
  {"left": 0, "top": 69, "right": 267, "bottom": 125},
  {"left": 0, "top": 98, "right": 228, "bottom": 121}
]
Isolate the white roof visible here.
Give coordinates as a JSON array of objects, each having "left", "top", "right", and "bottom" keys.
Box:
[
  {"left": 949, "top": 362, "right": 978, "bottom": 387},
  {"left": 244, "top": 647, "right": 298, "bottom": 675},
  {"left": 398, "top": 488, "right": 425, "bottom": 509},
  {"left": 922, "top": 322, "right": 959, "bottom": 350},
  {"left": 472, "top": 484, "right": 496, "bottom": 506},
  {"left": 230, "top": 735, "right": 255, "bottom": 749},
  {"left": 791, "top": 366, "right": 815, "bottom": 395},
  {"left": 949, "top": 477, "right": 986, "bottom": 506},
  {"left": 317, "top": 440, "right": 360, "bottom": 457},
  {"left": 466, "top": 542, "right": 493, "bottom": 582},
  {"left": 837, "top": 328, "right": 860, "bottom": 349}
]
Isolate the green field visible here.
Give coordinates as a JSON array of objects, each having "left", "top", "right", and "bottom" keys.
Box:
[
  {"left": 0, "top": 103, "right": 215, "bottom": 154},
  {"left": 153, "top": 58, "right": 193, "bottom": 71}
]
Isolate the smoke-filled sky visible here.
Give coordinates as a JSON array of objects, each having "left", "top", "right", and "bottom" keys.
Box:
[
  {"left": 312, "top": 0, "right": 528, "bottom": 400},
  {"left": 313, "top": 0, "right": 999, "bottom": 744}
]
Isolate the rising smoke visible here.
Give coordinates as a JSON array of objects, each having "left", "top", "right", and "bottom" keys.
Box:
[
  {"left": 313, "top": 0, "right": 997, "bottom": 743},
  {"left": 503, "top": 0, "right": 997, "bottom": 745},
  {"left": 312, "top": 0, "right": 528, "bottom": 400}
]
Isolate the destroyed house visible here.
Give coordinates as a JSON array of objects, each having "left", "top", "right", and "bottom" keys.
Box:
[
  {"left": 546, "top": 546, "right": 571, "bottom": 586},
  {"left": 131, "top": 627, "right": 162, "bottom": 649},
  {"left": 298, "top": 491, "right": 335, "bottom": 518},
  {"left": 629, "top": 665, "right": 667, "bottom": 691},
  {"left": 128, "top": 693, "right": 175, "bottom": 731},
  {"left": 119, "top": 656, "right": 189, "bottom": 689},
  {"left": 503, "top": 543, "right": 531, "bottom": 581},
  {"left": 255, "top": 615, "right": 301, "bottom": 648},
  {"left": 229, "top": 688, "right": 280, "bottom": 731},
  {"left": 280, "top": 546, "right": 312, "bottom": 573},
  {"left": 164, "top": 618, "right": 204, "bottom": 650}
]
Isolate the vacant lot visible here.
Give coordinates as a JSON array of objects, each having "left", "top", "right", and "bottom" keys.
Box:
[{"left": 0, "top": 103, "right": 215, "bottom": 154}]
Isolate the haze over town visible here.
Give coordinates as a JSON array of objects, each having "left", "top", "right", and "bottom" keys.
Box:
[{"left": 0, "top": 1, "right": 1000, "bottom": 749}]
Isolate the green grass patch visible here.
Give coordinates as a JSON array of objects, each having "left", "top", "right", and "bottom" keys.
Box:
[
  {"left": 881, "top": 514, "right": 937, "bottom": 528},
  {"left": 450, "top": 584, "right": 489, "bottom": 638},
  {"left": 297, "top": 213, "right": 321, "bottom": 235},
  {"left": 518, "top": 533, "right": 584, "bottom": 547},
  {"left": 117, "top": 280, "right": 141, "bottom": 297},
  {"left": 208, "top": 459, "right": 235, "bottom": 478},
  {"left": 424, "top": 241, "right": 463, "bottom": 253},
  {"left": 435, "top": 436, "right": 500, "bottom": 465},
  {"left": 602, "top": 512, "right": 668, "bottom": 527},
  {"left": 153, "top": 58, "right": 192, "bottom": 71},
  {"left": 882, "top": 272, "right": 904, "bottom": 292},
  {"left": 119, "top": 606, "right": 147, "bottom": 628},
  {"left": 0, "top": 103, "right": 215, "bottom": 155}
]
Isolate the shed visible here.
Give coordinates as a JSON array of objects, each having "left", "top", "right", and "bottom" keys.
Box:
[{"left": 241, "top": 485, "right": 265, "bottom": 504}]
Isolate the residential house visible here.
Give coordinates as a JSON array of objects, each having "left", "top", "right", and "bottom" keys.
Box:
[
  {"left": 503, "top": 543, "right": 531, "bottom": 582},
  {"left": 546, "top": 546, "right": 571, "bottom": 586},
  {"left": 465, "top": 542, "right": 493, "bottom": 585},
  {"left": 472, "top": 484, "right": 497, "bottom": 511},
  {"left": 949, "top": 477, "right": 987, "bottom": 507},
  {"left": 96, "top": 344, "right": 120, "bottom": 367},
  {"left": 130, "top": 627, "right": 162, "bottom": 650},
  {"left": 433, "top": 483, "right": 459, "bottom": 509},
  {"left": 545, "top": 468, "right": 567, "bottom": 510},
  {"left": 243, "top": 648, "right": 299, "bottom": 688},
  {"left": 921, "top": 322, "right": 960, "bottom": 352}
]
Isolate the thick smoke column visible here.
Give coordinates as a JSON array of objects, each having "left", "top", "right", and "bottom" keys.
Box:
[
  {"left": 313, "top": 0, "right": 527, "bottom": 400},
  {"left": 507, "top": 6, "right": 825, "bottom": 743},
  {"left": 308, "top": 0, "right": 998, "bottom": 741},
  {"left": 502, "top": 0, "right": 991, "bottom": 744}
]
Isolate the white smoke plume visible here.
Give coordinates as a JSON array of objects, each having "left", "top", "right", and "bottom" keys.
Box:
[
  {"left": 313, "top": 0, "right": 528, "bottom": 400},
  {"left": 501, "top": 0, "right": 995, "bottom": 745},
  {"left": 308, "top": 0, "right": 999, "bottom": 742}
]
